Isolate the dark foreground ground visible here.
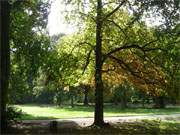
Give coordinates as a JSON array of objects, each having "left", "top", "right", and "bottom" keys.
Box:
[{"left": 3, "top": 119, "right": 180, "bottom": 135}]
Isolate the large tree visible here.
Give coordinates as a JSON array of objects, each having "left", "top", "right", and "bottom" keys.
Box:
[
  {"left": 62, "top": 0, "right": 180, "bottom": 126},
  {"left": 60, "top": 0, "right": 179, "bottom": 126}
]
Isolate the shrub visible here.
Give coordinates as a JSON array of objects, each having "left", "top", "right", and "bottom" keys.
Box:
[{"left": 6, "top": 105, "right": 22, "bottom": 121}]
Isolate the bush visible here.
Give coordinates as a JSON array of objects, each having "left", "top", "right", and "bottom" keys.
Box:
[{"left": 6, "top": 105, "right": 22, "bottom": 121}]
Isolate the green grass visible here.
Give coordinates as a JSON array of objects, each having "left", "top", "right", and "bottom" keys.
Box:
[{"left": 15, "top": 104, "right": 180, "bottom": 120}]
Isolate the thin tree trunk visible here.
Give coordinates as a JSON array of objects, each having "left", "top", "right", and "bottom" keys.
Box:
[
  {"left": 83, "top": 88, "right": 89, "bottom": 106},
  {"left": 142, "top": 96, "right": 145, "bottom": 108},
  {"left": 94, "top": 0, "right": 105, "bottom": 126},
  {"left": 154, "top": 96, "right": 165, "bottom": 108},
  {"left": 1, "top": 1, "right": 10, "bottom": 132},
  {"left": 28, "top": 70, "right": 34, "bottom": 102},
  {"left": 158, "top": 96, "right": 165, "bottom": 108},
  {"left": 69, "top": 87, "right": 75, "bottom": 108},
  {"left": 114, "top": 99, "right": 118, "bottom": 105},
  {"left": 71, "top": 95, "right": 74, "bottom": 108},
  {"left": 121, "top": 89, "right": 127, "bottom": 109}
]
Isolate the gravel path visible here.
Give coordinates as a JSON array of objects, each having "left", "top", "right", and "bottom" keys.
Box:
[{"left": 21, "top": 114, "right": 180, "bottom": 128}]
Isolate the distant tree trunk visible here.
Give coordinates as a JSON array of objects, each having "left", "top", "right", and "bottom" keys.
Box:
[
  {"left": 28, "top": 70, "right": 34, "bottom": 102},
  {"left": 146, "top": 97, "right": 150, "bottom": 104},
  {"left": 94, "top": 0, "right": 105, "bottom": 126},
  {"left": 83, "top": 88, "right": 89, "bottom": 106},
  {"left": 58, "top": 91, "right": 63, "bottom": 106},
  {"left": 114, "top": 98, "right": 118, "bottom": 105},
  {"left": 71, "top": 95, "right": 74, "bottom": 108},
  {"left": 55, "top": 89, "right": 62, "bottom": 107},
  {"left": 142, "top": 97, "right": 145, "bottom": 108},
  {"left": 58, "top": 98, "right": 62, "bottom": 106},
  {"left": 69, "top": 87, "right": 75, "bottom": 108},
  {"left": 1, "top": 1, "right": 11, "bottom": 132},
  {"left": 121, "top": 89, "right": 127, "bottom": 109},
  {"left": 158, "top": 96, "right": 165, "bottom": 108},
  {"left": 154, "top": 96, "right": 165, "bottom": 108}
]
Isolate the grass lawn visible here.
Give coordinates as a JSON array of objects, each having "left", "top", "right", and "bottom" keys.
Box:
[{"left": 15, "top": 104, "right": 180, "bottom": 120}]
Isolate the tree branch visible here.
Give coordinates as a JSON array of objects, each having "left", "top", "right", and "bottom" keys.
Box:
[
  {"left": 142, "top": 40, "right": 158, "bottom": 48},
  {"left": 103, "top": 40, "right": 166, "bottom": 62},
  {"left": 124, "top": 1, "right": 145, "bottom": 30},
  {"left": 107, "top": 19, "right": 128, "bottom": 38},
  {"left": 82, "top": 49, "right": 93, "bottom": 75},
  {"left": 104, "top": 44, "right": 144, "bottom": 60},
  {"left": 103, "top": 0, "right": 126, "bottom": 21},
  {"left": 77, "top": 41, "right": 95, "bottom": 52},
  {"left": 78, "top": 11, "right": 96, "bottom": 22},
  {"left": 108, "top": 55, "right": 141, "bottom": 78},
  {"left": 108, "top": 55, "right": 163, "bottom": 85}
]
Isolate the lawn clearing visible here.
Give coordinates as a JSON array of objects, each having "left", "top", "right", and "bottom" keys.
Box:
[{"left": 15, "top": 104, "right": 180, "bottom": 120}]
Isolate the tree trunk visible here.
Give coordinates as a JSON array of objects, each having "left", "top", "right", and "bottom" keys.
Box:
[
  {"left": 158, "top": 96, "right": 165, "bottom": 108},
  {"left": 71, "top": 95, "right": 74, "bottom": 108},
  {"left": 114, "top": 99, "right": 118, "bottom": 105},
  {"left": 1, "top": 1, "right": 11, "bottom": 132},
  {"left": 58, "top": 91, "right": 63, "bottom": 107},
  {"left": 94, "top": 0, "right": 105, "bottom": 126},
  {"left": 83, "top": 88, "right": 89, "bottom": 106},
  {"left": 121, "top": 89, "right": 127, "bottom": 109},
  {"left": 154, "top": 96, "right": 165, "bottom": 108},
  {"left": 28, "top": 70, "right": 34, "bottom": 102},
  {"left": 142, "top": 97, "right": 145, "bottom": 108}
]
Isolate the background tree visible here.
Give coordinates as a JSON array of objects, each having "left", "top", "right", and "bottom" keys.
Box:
[{"left": 9, "top": 0, "right": 51, "bottom": 103}]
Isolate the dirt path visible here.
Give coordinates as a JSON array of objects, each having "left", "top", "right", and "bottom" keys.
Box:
[{"left": 22, "top": 114, "right": 180, "bottom": 128}]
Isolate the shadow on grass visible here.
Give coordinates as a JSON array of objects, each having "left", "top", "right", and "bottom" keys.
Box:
[
  {"left": 6, "top": 120, "right": 180, "bottom": 135},
  {"left": 5, "top": 120, "right": 81, "bottom": 134}
]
